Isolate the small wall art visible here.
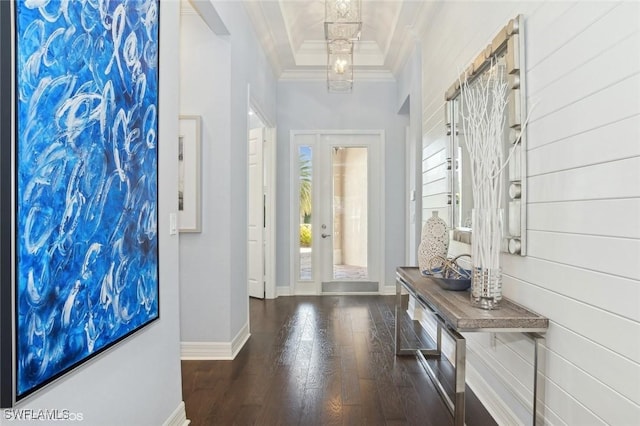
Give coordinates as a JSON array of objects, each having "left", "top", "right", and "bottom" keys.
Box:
[{"left": 178, "top": 115, "right": 202, "bottom": 232}]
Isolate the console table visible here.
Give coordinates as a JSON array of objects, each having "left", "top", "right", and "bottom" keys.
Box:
[{"left": 395, "top": 267, "right": 548, "bottom": 426}]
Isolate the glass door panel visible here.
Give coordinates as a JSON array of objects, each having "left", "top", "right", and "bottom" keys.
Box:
[
  {"left": 298, "top": 145, "right": 313, "bottom": 281},
  {"left": 331, "top": 147, "right": 368, "bottom": 280}
]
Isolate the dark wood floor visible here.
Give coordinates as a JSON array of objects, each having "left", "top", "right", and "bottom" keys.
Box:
[{"left": 181, "top": 295, "right": 497, "bottom": 425}]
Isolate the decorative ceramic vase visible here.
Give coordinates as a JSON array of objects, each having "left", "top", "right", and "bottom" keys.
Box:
[
  {"left": 418, "top": 211, "right": 449, "bottom": 274},
  {"left": 470, "top": 208, "right": 504, "bottom": 309}
]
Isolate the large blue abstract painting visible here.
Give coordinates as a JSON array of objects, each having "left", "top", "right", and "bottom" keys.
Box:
[{"left": 13, "top": 0, "right": 159, "bottom": 400}]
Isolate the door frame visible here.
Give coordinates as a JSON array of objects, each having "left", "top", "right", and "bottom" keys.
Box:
[{"left": 289, "top": 130, "right": 385, "bottom": 295}]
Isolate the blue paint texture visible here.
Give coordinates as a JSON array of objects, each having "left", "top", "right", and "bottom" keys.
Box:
[{"left": 15, "top": 0, "right": 159, "bottom": 397}]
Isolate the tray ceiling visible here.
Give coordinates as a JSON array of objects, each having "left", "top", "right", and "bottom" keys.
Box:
[{"left": 243, "top": 0, "right": 429, "bottom": 81}]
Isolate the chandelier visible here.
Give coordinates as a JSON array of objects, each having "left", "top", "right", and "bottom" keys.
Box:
[
  {"left": 324, "top": 0, "right": 362, "bottom": 41},
  {"left": 327, "top": 39, "right": 353, "bottom": 93},
  {"left": 324, "top": 0, "right": 362, "bottom": 93}
]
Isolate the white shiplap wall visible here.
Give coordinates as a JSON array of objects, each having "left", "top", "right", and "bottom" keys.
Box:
[{"left": 420, "top": 2, "right": 640, "bottom": 425}]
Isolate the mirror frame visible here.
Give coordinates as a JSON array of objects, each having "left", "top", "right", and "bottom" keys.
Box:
[{"left": 445, "top": 15, "right": 528, "bottom": 256}]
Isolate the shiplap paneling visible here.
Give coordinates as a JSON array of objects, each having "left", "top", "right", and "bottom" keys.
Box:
[
  {"left": 422, "top": 193, "right": 450, "bottom": 210},
  {"left": 525, "top": 1, "right": 585, "bottom": 69},
  {"left": 497, "top": 290, "right": 640, "bottom": 424},
  {"left": 423, "top": 148, "right": 447, "bottom": 172},
  {"left": 496, "top": 322, "right": 640, "bottom": 406},
  {"left": 419, "top": 2, "right": 640, "bottom": 424},
  {"left": 527, "top": 73, "right": 640, "bottom": 149},
  {"left": 469, "top": 329, "right": 640, "bottom": 426},
  {"left": 504, "top": 252, "right": 640, "bottom": 322},
  {"left": 542, "top": 378, "right": 607, "bottom": 426},
  {"left": 526, "top": 230, "right": 640, "bottom": 280},
  {"left": 422, "top": 102, "right": 446, "bottom": 136},
  {"left": 528, "top": 16, "right": 639, "bottom": 110},
  {"left": 526, "top": 2, "right": 619, "bottom": 71},
  {"left": 502, "top": 275, "right": 640, "bottom": 365},
  {"left": 465, "top": 342, "right": 537, "bottom": 422},
  {"left": 423, "top": 162, "right": 447, "bottom": 184},
  {"left": 422, "top": 176, "right": 447, "bottom": 197},
  {"left": 545, "top": 322, "right": 640, "bottom": 405},
  {"left": 528, "top": 199, "right": 640, "bottom": 239},
  {"left": 422, "top": 137, "right": 447, "bottom": 159},
  {"left": 528, "top": 157, "right": 640, "bottom": 203},
  {"left": 528, "top": 115, "right": 640, "bottom": 176},
  {"left": 542, "top": 344, "right": 640, "bottom": 425},
  {"left": 474, "top": 335, "right": 535, "bottom": 405}
]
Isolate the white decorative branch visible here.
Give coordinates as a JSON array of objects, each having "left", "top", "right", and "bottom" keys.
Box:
[{"left": 459, "top": 61, "right": 508, "bottom": 274}]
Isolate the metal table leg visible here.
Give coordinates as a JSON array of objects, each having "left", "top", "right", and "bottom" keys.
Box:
[
  {"left": 395, "top": 277, "right": 466, "bottom": 425},
  {"left": 454, "top": 333, "right": 466, "bottom": 426},
  {"left": 527, "top": 332, "right": 545, "bottom": 426}
]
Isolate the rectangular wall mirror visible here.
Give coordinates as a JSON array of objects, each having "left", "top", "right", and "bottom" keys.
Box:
[{"left": 445, "top": 15, "right": 528, "bottom": 256}]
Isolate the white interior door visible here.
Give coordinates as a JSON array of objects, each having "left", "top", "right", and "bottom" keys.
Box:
[{"left": 248, "top": 127, "right": 265, "bottom": 299}]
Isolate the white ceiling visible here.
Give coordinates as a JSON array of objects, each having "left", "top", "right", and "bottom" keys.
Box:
[{"left": 243, "top": 0, "right": 429, "bottom": 81}]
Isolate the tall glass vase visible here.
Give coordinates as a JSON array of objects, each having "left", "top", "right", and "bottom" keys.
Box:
[{"left": 470, "top": 208, "right": 503, "bottom": 309}]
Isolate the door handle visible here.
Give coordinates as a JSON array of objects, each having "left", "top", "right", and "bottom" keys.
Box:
[{"left": 321, "top": 233, "right": 331, "bottom": 238}]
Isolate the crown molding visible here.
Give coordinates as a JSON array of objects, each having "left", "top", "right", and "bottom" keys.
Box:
[{"left": 243, "top": 0, "right": 285, "bottom": 76}]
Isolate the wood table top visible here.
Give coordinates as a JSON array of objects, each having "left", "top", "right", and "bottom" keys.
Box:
[{"left": 397, "top": 266, "right": 549, "bottom": 332}]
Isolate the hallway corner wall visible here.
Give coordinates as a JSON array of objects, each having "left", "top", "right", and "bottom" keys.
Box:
[{"left": 178, "top": 1, "right": 277, "bottom": 349}]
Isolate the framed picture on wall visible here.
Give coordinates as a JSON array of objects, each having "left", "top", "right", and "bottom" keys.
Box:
[
  {"left": 178, "top": 116, "right": 202, "bottom": 232},
  {"left": 0, "top": 0, "right": 160, "bottom": 407}
]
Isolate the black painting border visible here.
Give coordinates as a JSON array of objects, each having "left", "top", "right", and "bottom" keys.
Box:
[{"left": 0, "top": 0, "right": 15, "bottom": 409}]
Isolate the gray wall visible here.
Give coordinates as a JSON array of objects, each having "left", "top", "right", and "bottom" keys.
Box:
[
  {"left": 419, "top": 2, "right": 640, "bottom": 424},
  {"left": 7, "top": 2, "right": 184, "bottom": 424},
  {"left": 276, "top": 80, "right": 408, "bottom": 291},
  {"left": 395, "top": 44, "right": 423, "bottom": 265},
  {"left": 179, "top": 1, "right": 277, "bottom": 343},
  {"left": 179, "top": 3, "right": 232, "bottom": 343}
]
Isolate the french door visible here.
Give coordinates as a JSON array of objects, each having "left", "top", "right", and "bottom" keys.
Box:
[{"left": 292, "top": 131, "right": 383, "bottom": 294}]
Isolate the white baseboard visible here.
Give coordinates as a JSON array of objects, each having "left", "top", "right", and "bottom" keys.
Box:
[
  {"left": 162, "top": 401, "right": 190, "bottom": 426},
  {"left": 231, "top": 322, "right": 250, "bottom": 358},
  {"left": 293, "top": 282, "right": 317, "bottom": 295},
  {"left": 181, "top": 323, "right": 250, "bottom": 360},
  {"left": 278, "top": 284, "right": 396, "bottom": 296},
  {"left": 276, "top": 286, "right": 292, "bottom": 297}
]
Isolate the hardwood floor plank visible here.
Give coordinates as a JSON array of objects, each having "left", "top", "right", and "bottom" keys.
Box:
[
  {"left": 231, "top": 404, "right": 262, "bottom": 426},
  {"left": 341, "top": 404, "right": 363, "bottom": 425},
  {"left": 397, "top": 384, "right": 447, "bottom": 426},
  {"left": 371, "top": 352, "right": 407, "bottom": 422},
  {"left": 258, "top": 368, "right": 306, "bottom": 425},
  {"left": 359, "top": 378, "right": 388, "bottom": 426},
  {"left": 299, "top": 386, "right": 325, "bottom": 425},
  {"left": 182, "top": 295, "right": 496, "bottom": 426},
  {"left": 339, "top": 345, "right": 361, "bottom": 405}
]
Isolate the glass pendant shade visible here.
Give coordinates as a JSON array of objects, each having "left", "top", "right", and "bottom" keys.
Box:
[
  {"left": 327, "top": 39, "right": 353, "bottom": 93},
  {"left": 324, "top": 0, "right": 362, "bottom": 41}
]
